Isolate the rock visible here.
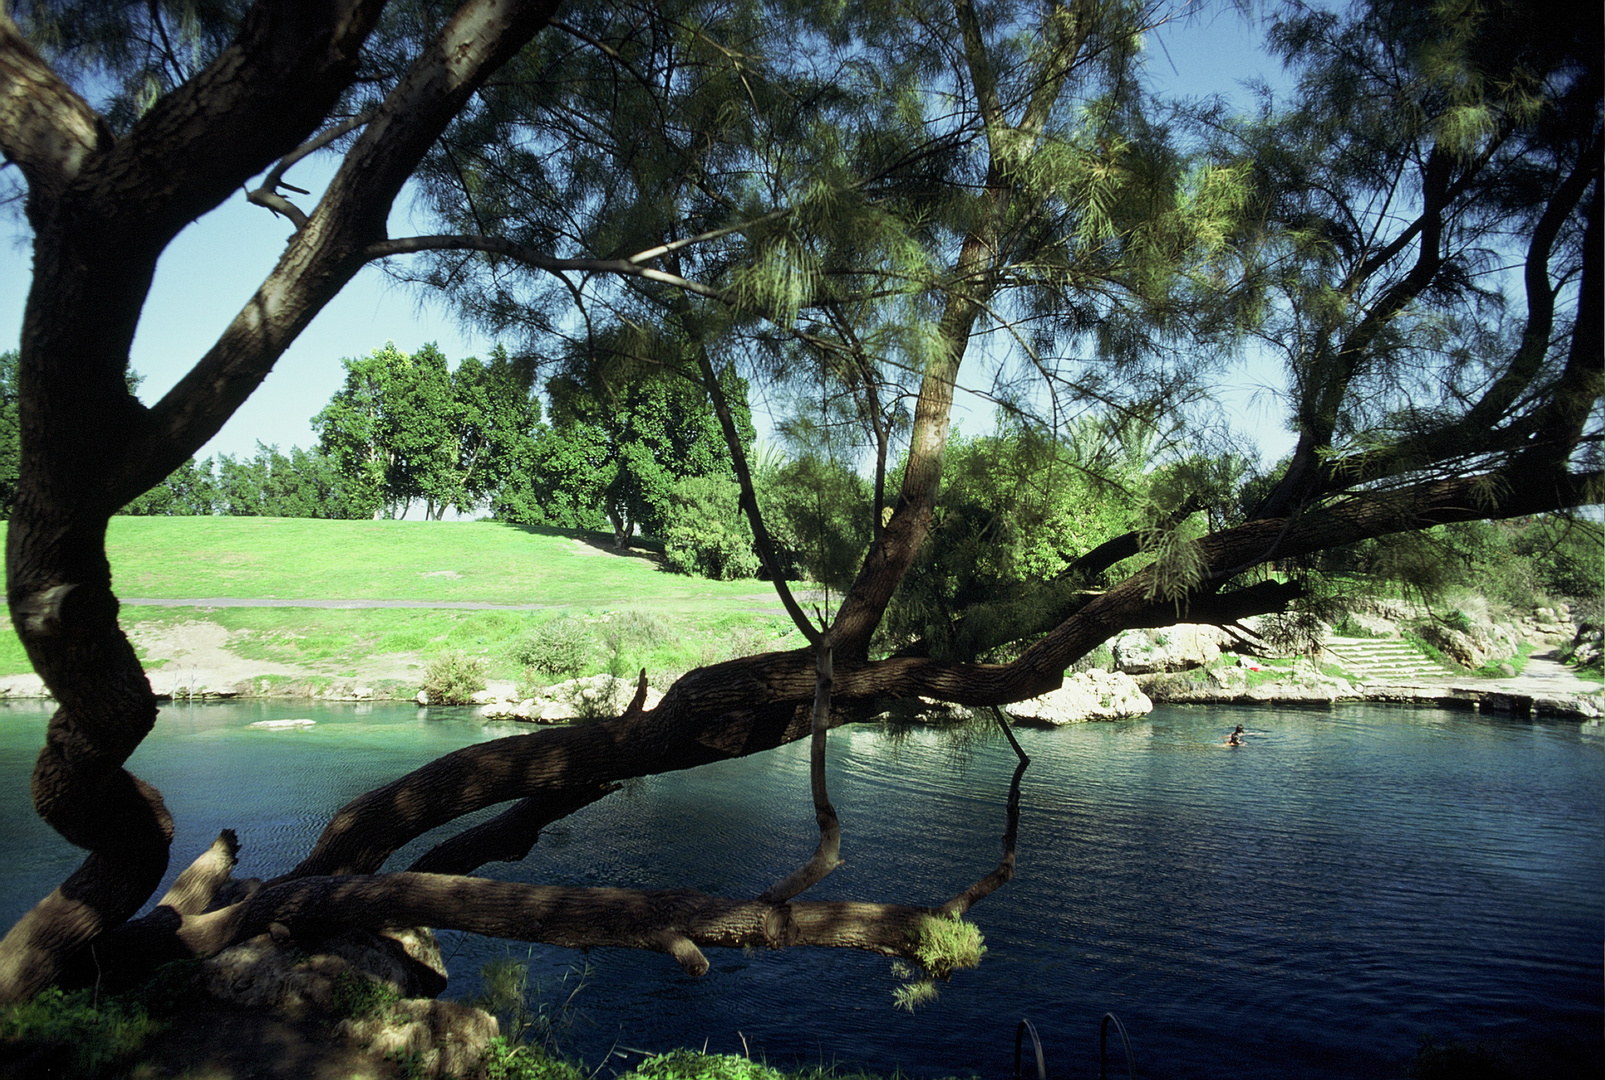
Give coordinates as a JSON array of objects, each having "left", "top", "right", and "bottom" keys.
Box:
[
  {"left": 486, "top": 674, "right": 664, "bottom": 722},
  {"left": 1006, "top": 669, "right": 1152, "bottom": 725},
  {"left": 1496, "top": 662, "right": 1517, "bottom": 678},
  {"left": 416, "top": 690, "right": 430, "bottom": 706},
  {"left": 0, "top": 673, "right": 50, "bottom": 699},
  {"left": 246, "top": 718, "right": 316, "bottom": 730},
  {"left": 335, "top": 999, "right": 499, "bottom": 1079},
  {"left": 200, "top": 927, "right": 451, "bottom": 1020},
  {"left": 1415, "top": 623, "right": 1487, "bottom": 669},
  {"left": 1110, "top": 625, "right": 1231, "bottom": 674},
  {"left": 1342, "top": 611, "right": 1399, "bottom": 637}
]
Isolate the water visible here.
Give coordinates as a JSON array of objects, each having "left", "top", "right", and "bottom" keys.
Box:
[{"left": 1, "top": 700, "right": 1599, "bottom": 1078}]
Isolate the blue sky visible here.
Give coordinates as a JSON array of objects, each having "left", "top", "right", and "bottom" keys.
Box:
[{"left": 0, "top": 3, "right": 1295, "bottom": 465}]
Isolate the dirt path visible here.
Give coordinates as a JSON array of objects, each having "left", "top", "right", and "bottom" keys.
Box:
[{"left": 1459, "top": 651, "right": 1600, "bottom": 698}]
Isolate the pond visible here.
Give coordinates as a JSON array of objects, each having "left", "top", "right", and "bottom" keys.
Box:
[{"left": 1, "top": 699, "right": 1600, "bottom": 1079}]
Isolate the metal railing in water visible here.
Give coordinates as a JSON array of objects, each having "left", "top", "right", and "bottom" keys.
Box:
[{"left": 1012, "top": 1013, "right": 1135, "bottom": 1080}]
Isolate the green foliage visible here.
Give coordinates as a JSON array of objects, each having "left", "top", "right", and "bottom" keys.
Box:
[
  {"left": 330, "top": 971, "right": 403, "bottom": 1021},
  {"left": 481, "top": 1037, "right": 587, "bottom": 1080},
  {"left": 0, "top": 986, "right": 156, "bottom": 1076},
  {"left": 631, "top": 1051, "right": 785, "bottom": 1080},
  {"left": 421, "top": 650, "right": 487, "bottom": 705},
  {"left": 887, "top": 913, "right": 986, "bottom": 1014},
  {"left": 1327, "top": 518, "right": 1604, "bottom": 610},
  {"left": 0, "top": 350, "right": 18, "bottom": 519},
  {"left": 499, "top": 336, "right": 754, "bottom": 547},
  {"left": 510, "top": 617, "right": 595, "bottom": 679},
  {"left": 908, "top": 912, "right": 986, "bottom": 979},
  {"left": 881, "top": 423, "right": 1147, "bottom": 661},
  {"left": 314, "top": 341, "right": 540, "bottom": 520},
  {"left": 760, "top": 453, "right": 872, "bottom": 590},
  {"left": 663, "top": 475, "right": 760, "bottom": 581}
]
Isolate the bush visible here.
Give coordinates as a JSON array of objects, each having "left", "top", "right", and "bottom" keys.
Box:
[
  {"left": 421, "top": 650, "right": 486, "bottom": 705},
  {"left": 510, "top": 617, "right": 594, "bottom": 678},
  {"left": 631, "top": 1051, "right": 785, "bottom": 1080},
  {"left": 0, "top": 987, "right": 155, "bottom": 1077},
  {"left": 662, "top": 476, "right": 760, "bottom": 581}
]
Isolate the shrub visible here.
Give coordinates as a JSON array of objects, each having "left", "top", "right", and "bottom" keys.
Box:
[
  {"left": 661, "top": 475, "right": 760, "bottom": 581},
  {"left": 0, "top": 987, "right": 155, "bottom": 1076},
  {"left": 421, "top": 650, "right": 486, "bottom": 705},
  {"left": 631, "top": 1050, "right": 785, "bottom": 1080},
  {"left": 330, "top": 971, "right": 402, "bottom": 1020},
  {"left": 510, "top": 617, "right": 594, "bottom": 678}
]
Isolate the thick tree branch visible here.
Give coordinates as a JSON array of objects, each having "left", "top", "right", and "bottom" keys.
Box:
[
  {"left": 128, "top": 0, "right": 563, "bottom": 495},
  {"left": 0, "top": 13, "right": 105, "bottom": 192}
]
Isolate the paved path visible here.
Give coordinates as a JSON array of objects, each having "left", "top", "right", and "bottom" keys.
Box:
[{"left": 123, "top": 597, "right": 569, "bottom": 611}]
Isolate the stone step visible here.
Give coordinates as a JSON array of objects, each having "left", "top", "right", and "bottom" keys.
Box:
[{"left": 1321, "top": 636, "right": 1450, "bottom": 680}]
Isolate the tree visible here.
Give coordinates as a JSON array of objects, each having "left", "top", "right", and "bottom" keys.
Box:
[
  {"left": 447, "top": 344, "right": 543, "bottom": 516},
  {"left": 500, "top": 334, "right": 755, "bottom": 548},
  {"left": 0, "top": 0, "right": 1598, "bottom": 1012},
  {"left": 118, "top": 457, "right": 218, "bottom": 516},
  {"left": 0, "top": 350, "right": 18, "bottom": 519},
  {"left": 314, "top": 341, "right": 461, "bottom": 519}
]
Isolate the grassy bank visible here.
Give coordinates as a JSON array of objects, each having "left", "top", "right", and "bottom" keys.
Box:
[{"left": 0, "top": 518, "right": 808, "bottom": 687}]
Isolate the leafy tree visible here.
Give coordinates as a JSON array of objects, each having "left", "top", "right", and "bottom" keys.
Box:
[
  {"left": 662, "top": 474, "right": 760, "bottom": 581},
  {"left": 314, "top": 341, "right": 541, "bottom": 519},
  {"left": 0, "top": 350, "right": 18, "bottom": 519},
  {"left": 313, "top": 341, "right": 460, "bottom": 519},
  {"left": 118, "top": 458, "right": 218, "bottom": 516},
  {"left": 0, "top": 0, "right": 1597, "bottom": 1014},
  {"left": 505, "top": 335, "right": 755, "bottom": 548},
  {"left": 760, "top": 453, "right": 874, "bottom": 591},
  {"left": 448, "top": 345, "right": 543, "bottom": 515}
]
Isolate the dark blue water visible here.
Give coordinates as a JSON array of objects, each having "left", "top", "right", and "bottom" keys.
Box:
[{"left": 1, "top": 701, "right": 1600, "bottom": 1078}]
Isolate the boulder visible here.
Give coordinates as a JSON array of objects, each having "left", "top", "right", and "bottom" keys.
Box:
[
  {"left": 1110, "top": 624, "right": 1232, "bottom": 674},
  {"left": 1006, "top": 669, "right": 1152, "bottom": 725},
  {"left": 335, "top": 999, "right": 499, "bottom": 1079},
  {"left": 480, "top": 674, "right": 664, "bottom": 722},
  {"left": 0, "top": 673, "right": 50, "bottom": 698},
  {"left": 1342, "top": 611, "right": 1399, "bottom": 637},
  {"left": 1415, "top": 623, "right": 1488, "bottom": 669}
]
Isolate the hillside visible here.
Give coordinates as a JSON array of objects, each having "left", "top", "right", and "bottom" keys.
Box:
[{"left": 0, "top": 518, "right": 807, "bottom": 693}]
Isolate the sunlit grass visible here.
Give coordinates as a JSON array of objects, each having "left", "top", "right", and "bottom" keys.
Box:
[{"left": 0, "top": 519, "right": 810, "bottom": 684}]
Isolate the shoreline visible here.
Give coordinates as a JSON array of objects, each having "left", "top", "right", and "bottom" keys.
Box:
[{"left": 1, "top": 667, "right": 1598, "bottom": 723}]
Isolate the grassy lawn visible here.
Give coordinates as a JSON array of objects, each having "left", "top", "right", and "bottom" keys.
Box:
[
  {"left": 0, "top": 518, "right": 809, "bottom": 682},
  {"left": 91, "top": 517, "right": 772, "bottom": 606}
]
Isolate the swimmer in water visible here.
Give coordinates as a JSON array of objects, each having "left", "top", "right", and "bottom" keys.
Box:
[{"left": 1227, "top": 724, "right": 1244, "bottom": 746}]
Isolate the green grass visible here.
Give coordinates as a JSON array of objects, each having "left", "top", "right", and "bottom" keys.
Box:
[
  {"left": 0, "top": 518, "right": 809, "bottom": 684},
  {"left": 1471, "top": 642, "right": 1535, "bottom": 679},
  {"left": 90, "top": 518, "right": 773, "bottom": 606}
]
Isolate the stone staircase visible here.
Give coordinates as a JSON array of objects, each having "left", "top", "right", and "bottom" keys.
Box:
[{"left": 1320, "top": 635, "right": 1452, "bottom": 683}]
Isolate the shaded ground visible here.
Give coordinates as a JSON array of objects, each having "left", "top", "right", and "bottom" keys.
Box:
[{"left": 125, "top": 1007, "right": 392, "bottom": 1080}]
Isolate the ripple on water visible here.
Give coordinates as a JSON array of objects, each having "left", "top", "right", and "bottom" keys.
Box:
[{"left": 0, "top": 701, "right": 1599, "bottom": 1080}]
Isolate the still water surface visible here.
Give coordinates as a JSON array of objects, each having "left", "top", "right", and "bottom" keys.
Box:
[{"left": 1, "top": 700, "right": 1599, "bottom": 1078}]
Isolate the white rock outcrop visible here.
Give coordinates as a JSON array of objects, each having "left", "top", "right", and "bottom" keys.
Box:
[
  {"left": 1005, "top": 668, "right": 1153, "bottom": 725},
  {"left": 1110, "top": 624, "right": 1233, "bottom": 674},
  {"left": 477, "top": 674, "right": 663, "bottom": 722}
]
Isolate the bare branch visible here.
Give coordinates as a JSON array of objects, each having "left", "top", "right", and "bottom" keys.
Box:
[
  {"left": 246, "top": 110, "right": 377, "bottom": 230},
  {"left": 364, "top": 233, "right": 730, "bottom": 301},
  {"left": 758, "top": 638, "right": 842, "bottom": 903}
]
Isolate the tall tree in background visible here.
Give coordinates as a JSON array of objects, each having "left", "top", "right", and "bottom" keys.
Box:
[
  {"left": 314, "top": 342, "right": 458, "bottom": 518},
  {"left": 0, "top": 0, "right": 1597, "bottom": 1010}
]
